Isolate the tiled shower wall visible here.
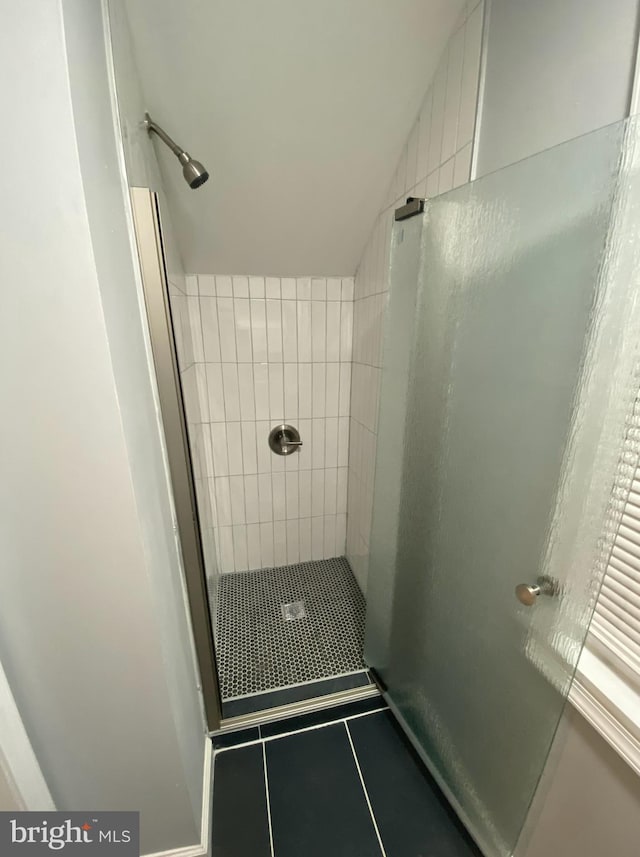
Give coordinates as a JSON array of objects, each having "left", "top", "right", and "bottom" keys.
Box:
[
  {"left": 172, "top": 275, "right": 354, "bottom": 574},
  {"left": 169, "top": 278, "right": 221, "bottom": 607},
  {"left": 346, "top": 0, "right": 484, "bottom": 592}
]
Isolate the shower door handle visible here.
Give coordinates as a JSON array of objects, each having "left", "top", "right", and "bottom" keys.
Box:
[
  {"left": 515, "top": 576, "right": 560, "bottom": 606},
  {"left": 515, "top": 583, "right": 541, "bottom": 606}
]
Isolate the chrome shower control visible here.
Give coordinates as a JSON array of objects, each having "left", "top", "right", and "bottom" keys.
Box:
[
  {"left": 269, "top": 424, "right": 303, "bottom": 456},
  {"left": 515, "top": 575, "right": 560, "bottom": 606}
]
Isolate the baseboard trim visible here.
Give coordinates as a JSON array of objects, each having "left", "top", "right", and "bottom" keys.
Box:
[
  {"left": 200, "top": 737, "right": 213, "bottom": 857},
  {"left": 143, "top": 845, "right": 205, "bottom": 857},
  {"left": 143, "top": 737, "right": 212, "bottom": 857}
]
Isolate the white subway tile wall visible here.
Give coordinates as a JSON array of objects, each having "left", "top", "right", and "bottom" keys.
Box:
[
  {"left": 174, "top": 275, "right": 354, "bottom": 573},
  {"left": 346, "top": 0, "right": 484, "bottom": 592},
  {"left": 167, "top": 277, "right": 220, "bottom": 609}
]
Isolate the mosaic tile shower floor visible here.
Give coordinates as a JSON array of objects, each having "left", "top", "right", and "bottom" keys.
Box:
[{"left": 215, "top": 557, "right": 367, "bottom": 700}]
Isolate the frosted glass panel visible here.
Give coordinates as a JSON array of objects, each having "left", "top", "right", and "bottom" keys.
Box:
[{"left": 366, "top": 119, "right": 640, "bottom": 856}]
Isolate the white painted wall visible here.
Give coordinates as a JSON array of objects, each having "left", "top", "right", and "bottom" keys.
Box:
[
  {"left": 476, "top": 0, "right": 640, "bottom": 177},
  {"left": 106, "top": 0, "right": 186, "bottom": 287},
  {"left": 119, "top": 0, "right": 465, "bottom": 276},
  {"left": 106, "top": 0, "right": 223, "bottom": 642},
  {"left": 0, "top": 2, "right": 205, "bottom": 853},
  {"left": 519, "top": 708, "right": 640, "bottom": 857},
  {"left": 67, "top": 0, "right": 208, "bottom": 835}
]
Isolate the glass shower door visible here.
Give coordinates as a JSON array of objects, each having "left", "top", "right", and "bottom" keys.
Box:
[{"left": 366, "top": 119, "right": 640, "bottom": 856}]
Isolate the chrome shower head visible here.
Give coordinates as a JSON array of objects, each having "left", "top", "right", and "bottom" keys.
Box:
[
  {"left": 178, "top": 152, "right": 209, "bottom": 189},
  {"left": 144, "top": 112, "right": 209, "bottom": 190}
]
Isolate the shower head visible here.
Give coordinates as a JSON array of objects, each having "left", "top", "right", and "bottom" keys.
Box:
[
  {"left": 178, "top": 152, "right": 209, "bottom": 189},
  {"left": 144, "top": 112, "right": 209, "bottom": 189}
]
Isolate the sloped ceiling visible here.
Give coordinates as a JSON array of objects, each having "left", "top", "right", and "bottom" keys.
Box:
[{"left": 122, "top": 0, "right": 464, "bottom": 275}]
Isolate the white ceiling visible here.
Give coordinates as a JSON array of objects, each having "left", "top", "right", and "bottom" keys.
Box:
[{"left": 122, "top": 0, "right": 463, "bottom": 276}]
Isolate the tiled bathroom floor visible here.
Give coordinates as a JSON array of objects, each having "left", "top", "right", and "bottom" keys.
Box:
[
  {"left": 216, "top": 557, "right": 367, "bottom": 706},
  {"left": 211, "top": 699, "right": 482, "bottom": 857}
]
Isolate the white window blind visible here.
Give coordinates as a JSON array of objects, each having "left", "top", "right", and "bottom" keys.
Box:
[
  {"left": 590, "top": 396, "right": 640, "bottom": 679},
  {"left": 573, "top": 395, "right": 640, "bottom": 774}
]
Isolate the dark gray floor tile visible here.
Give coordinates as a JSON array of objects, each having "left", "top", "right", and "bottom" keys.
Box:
[
  {"left": 265, "top": 723, "right": 382, "bottom": 857},
  {"left": 260, "top": 693, "right": 386, "bottom": 738},
  {"left": 212, "top": 744, "right": 271, "bottom": 857},
  {"left": 212, "top": 727, "right": 260, "bottom": 750},
  {"left": 222, "top": 670, "right": 372, "bottom": 719},
  {"left": 348, "top": 711, "right": 482, "bottom": 857}
]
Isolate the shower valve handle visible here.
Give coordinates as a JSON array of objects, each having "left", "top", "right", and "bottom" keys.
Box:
[{"left": 268, "top": 424, "right": 303, "bottom": 456}]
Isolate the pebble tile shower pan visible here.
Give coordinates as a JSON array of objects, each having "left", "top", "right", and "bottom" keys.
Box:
[{"left": 215, "top": 557, "right": 367, "bottom": 701}]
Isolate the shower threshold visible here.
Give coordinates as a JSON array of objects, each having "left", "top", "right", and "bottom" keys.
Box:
[{"left": 214, "top": 557, "right": 377, "bottom": 722}]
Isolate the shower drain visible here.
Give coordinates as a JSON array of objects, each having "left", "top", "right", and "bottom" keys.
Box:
[
  {"left": 280, "top": 600, "right": 307, "bottom": 621},
  {"left": 215, "top": 558, "right": 367, "bottom": 698}
]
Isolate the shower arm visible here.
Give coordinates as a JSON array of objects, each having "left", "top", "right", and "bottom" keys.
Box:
[
  {"left": 143, "top": 112, "right": 209, "bottom": 189},
  {"left": 144, "top": 112, "right": 190, "bottom": 162}
]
